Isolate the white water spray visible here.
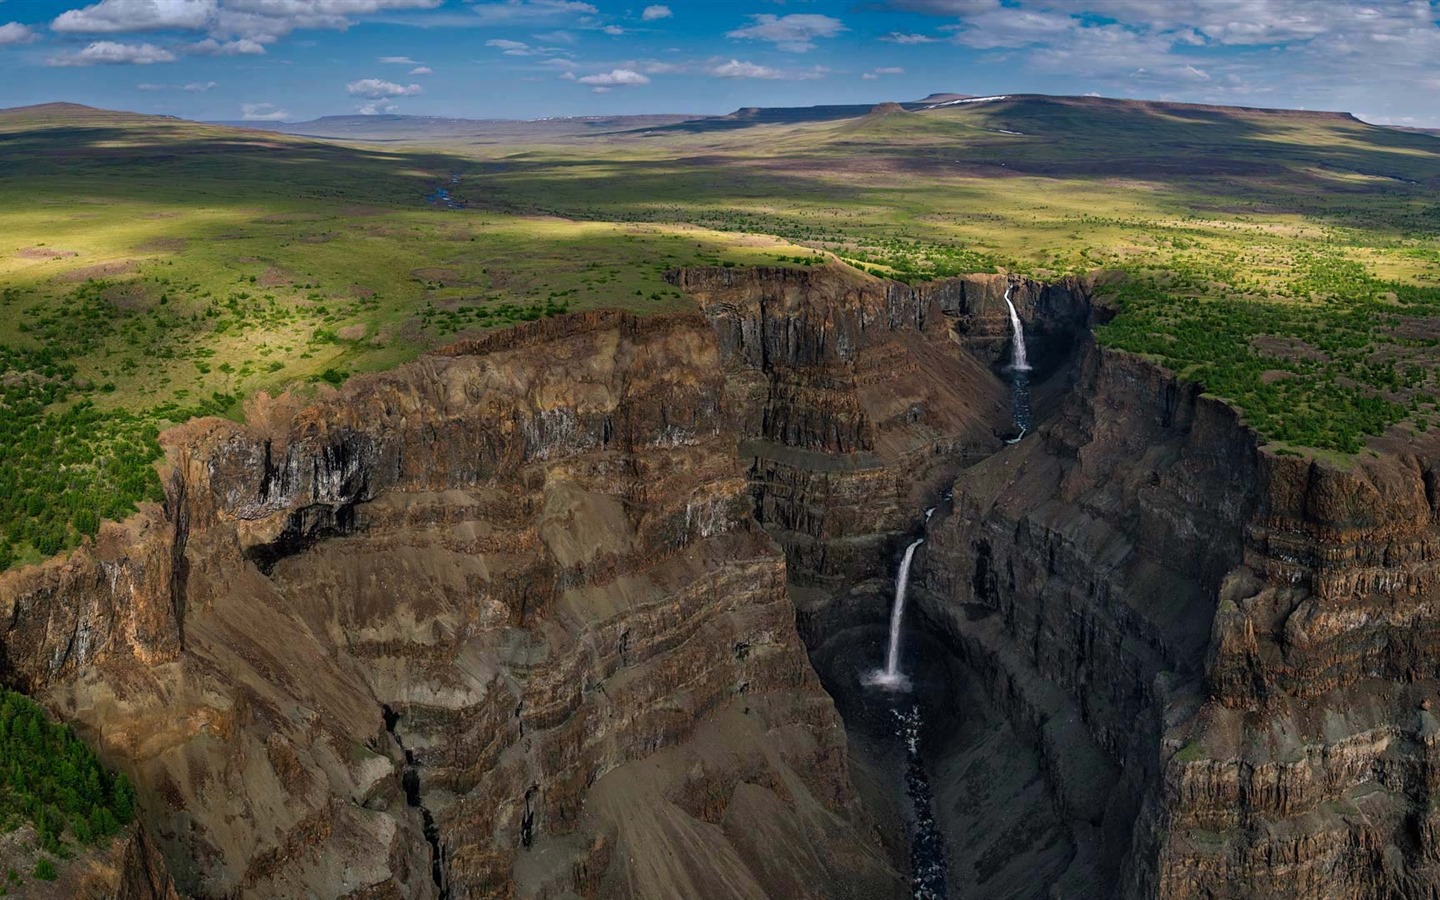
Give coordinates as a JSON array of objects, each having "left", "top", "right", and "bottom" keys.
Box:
[
  {"left": 867, "top": 538, "right": 925, "bottom": 691},
  {"left": 1003, "top": 283, "right": 1030, "bottom": 372}
]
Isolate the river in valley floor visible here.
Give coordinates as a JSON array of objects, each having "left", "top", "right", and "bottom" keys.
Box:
[{"left": 811, "top": 621, "right": 962, "bottom": 899}]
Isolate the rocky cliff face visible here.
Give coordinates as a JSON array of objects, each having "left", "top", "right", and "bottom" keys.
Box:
[
  {"left": 6, "top": 261, "right": 1437, "bottom": 900},
  {"left": 0, "top": 310, "right": 897, "bottom": 899},
  {"left": 668, "top": 266, "right": 1090, "bottom": 623},
  {"left": 914, "top": 318, "right": 1440, "bottom": 898}
]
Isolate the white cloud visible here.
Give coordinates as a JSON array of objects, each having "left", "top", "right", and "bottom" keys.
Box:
[
  {"left": 486, "top": 38, "right": 535, "bottom": 55},
  {"left": 409, "top": 65, "right": 432, "bottom": 74},
  {"left": 54, "top": 0, "right": 218, "bottom": 34},
  {"left": 241, "top": 101, "right": 290, "bottom": 121},
  {"left": 188, "top": 37, "right": 266, "bottom": 54},
  {"left": 727, "top": 13, "right": 846, "bottom": 52},
  {"left": 379, "top": 55, "right": 417, "bottom": 63},
  {"left": 881, "top": 32, "right": 938, "bottom": 44},
  {"left": 136, "top": 82, "right": 166, "bottom": 91},
  {"left": 640, "top": 5, "right": 671, "bottom": 21},
  {"left": 346, "top": 77, "right": 422, "bottom": 97},
  {"left": 602, "top": 24, "right": 623, "bottom": 35},
  {"left": 576, "top": 68, "right": 649, "bottom": 86},
  {"left": 875, "top": 66, "right": 904, "bottom": 75},
  {"left": 184, "top": 80, "right": 218, "bottom": 91},
  {"left": 52, "top": 0, "right": 445, "bottom": 49},
  {"left": 709, "top": 58, "right": 827, "bottom": 80},
  {"left": 470, "top": 0, "right": 597, "bottom": 24},
  {"left": 49, "top": 41, "right": 178, "bottom": 66},
  {"left": 0, "top": 21, "right": 37, "bottom": 45},
  {"left": 357, "top": 100, "right": 397, "bottom": 114},
  {"left": 884, "top": 0, "right": 1000, "bottom": 13},
  {"left": 947, "top": 8, "right": 1074, "bottom": 49},
  {"left": 590, "top": 86, "right": 610, "bottom": 93}
]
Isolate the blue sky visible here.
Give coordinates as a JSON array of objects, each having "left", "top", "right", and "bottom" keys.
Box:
[{"left": 0, "top": 0, "right": 1437, "bottom": 125}]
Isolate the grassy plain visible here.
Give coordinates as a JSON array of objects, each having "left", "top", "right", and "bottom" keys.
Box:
[{"left": 1, "top": 95, "right": 1439, "bottom": 565}]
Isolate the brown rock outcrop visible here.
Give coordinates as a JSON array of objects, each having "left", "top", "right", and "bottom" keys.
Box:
[{"left": 0, "top": 309, "right": 897, "bottom": 898}]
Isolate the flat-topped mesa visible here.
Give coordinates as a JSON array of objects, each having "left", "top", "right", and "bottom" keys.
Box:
[{"left": 0, "top": 308, "right": 897, "bottom": 899}]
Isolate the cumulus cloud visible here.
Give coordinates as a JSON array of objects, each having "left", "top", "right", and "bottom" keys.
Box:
[
  {"left": 409, "top": 65, "right": 432, "bottom": 75},
  {"left": 576, "top": 68, "right": 649, "bottom": 86},
  {"left": 602, "top": 24, "right": 623, "bottom": 35},
  {"left": 51, "top": 0, "right": 445, "bottom": 52},
  {"left": 346, "top": 77, "right": 422, "bottom": 97},
  {"left": 640, "top": 5, "right": 671, "bottom": 21},
  {"left": 241, "top": 101, "right": 290, "bottom": 121},
  {"left": 709, "top": 58, "right": 827, "bottom": 80},
  {"left": 727, "top": 13, "right": 846, "bottom": 52},
  {"left": 0, "top": 22, "right": 38, "bottom": 45},
  {"left": 54, "top": 0, "right": 218, "bottom": 34},
  {"left": 881, "top": 32, "right": 938, "bottom": 44},
  {"left": 188, "top": 37, "right": 266, "bottom": 54},
  {"left": 49, "top": 41, "right": 178, "bottom": 66},
  {"left": 379, "top": 55, "right": 417, "bottom": 63},
  {"left": 357, "top": 100, "right": 397, "bottom": 114},
  {"left": 863, "top": 66, "right": 905, "bottom": 79}
]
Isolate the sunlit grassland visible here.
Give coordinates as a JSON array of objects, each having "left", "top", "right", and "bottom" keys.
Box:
[{"left": 0, "top": 105, "right": 810, "bottom": 567}]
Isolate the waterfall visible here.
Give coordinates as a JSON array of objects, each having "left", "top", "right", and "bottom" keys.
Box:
[
  {"left": 1003, "top": 283, "right": 1030, "bottom": 372},
  {"left": 867, "top": 538, "right": 925, "bottom": 690}
]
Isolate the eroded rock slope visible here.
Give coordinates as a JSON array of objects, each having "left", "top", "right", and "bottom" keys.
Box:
[{"left": 0, "top": 310, "right": 898, "bottom": 899}]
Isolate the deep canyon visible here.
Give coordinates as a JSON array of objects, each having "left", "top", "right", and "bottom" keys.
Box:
[{"left": 3, "top": 263, "right": 1439, "bottom": 899}]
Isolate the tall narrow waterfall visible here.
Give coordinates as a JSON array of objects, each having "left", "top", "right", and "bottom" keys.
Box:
[
  {"left": 867, "top": 538, "right": 925, "bottom": 690},
  {"left": 1003, "top": 282, "right": 1030, "bottom": 372}
]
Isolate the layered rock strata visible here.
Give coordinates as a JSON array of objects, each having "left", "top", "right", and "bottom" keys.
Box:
[
  {"left": 669, "top": 266, "right": 1089, "bottom": 616},
  {"left": 0, "top": 310, "right": 897, "bottom": 899},
  {"left": 915, "top": 321, "right": 1440, "bottom": 898}
]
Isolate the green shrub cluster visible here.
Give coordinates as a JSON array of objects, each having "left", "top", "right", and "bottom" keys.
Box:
[
  {"left": 420, "top": 298, "right": 570, "bottom": 336},
  {"left": 0, "top": 690, "right": 135, "bottom": 855},
  {"left": 0, "top": 337, "right": 236, "bottom": 571},
  {"left": 1097, "top": 259, "right": 1440, "bottom": 453}
]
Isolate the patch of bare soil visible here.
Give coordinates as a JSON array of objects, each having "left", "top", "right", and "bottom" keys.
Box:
[
  {"left": 1253, "top": 334, "right": 1329, "bottom": 362},
  {"left": 258, "top": 266, "right": 295, "bottom": 288},
  {"left": 1390, "top": 316, "right": 1440, "bottom": 342},
  {"left": 57, "top": 260, "right": 139, "bottom": 283},
  {"left": 102, "top": 281, "right": 156, "bottom": 310},
  {"left": 17, "top": 246, "right": 78, "bottom": 259},
  {"left": 135, "top": 237, "right": 189, "bottom": 253}
]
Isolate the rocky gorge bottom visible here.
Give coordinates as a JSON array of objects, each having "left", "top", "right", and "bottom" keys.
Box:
[{"left": 2, "top": 264, "right": 1438, "bottom": 899}]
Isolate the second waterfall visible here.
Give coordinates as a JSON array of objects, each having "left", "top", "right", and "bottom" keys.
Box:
[{"left": 866, "top": 538, "right": 925, "bottom": 691}]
